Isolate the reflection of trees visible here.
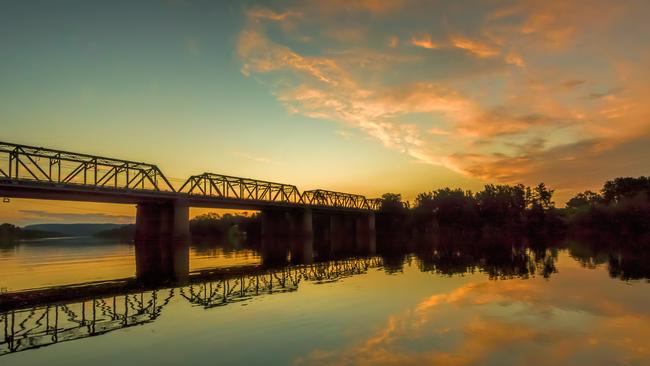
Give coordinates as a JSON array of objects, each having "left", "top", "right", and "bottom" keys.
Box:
[
  {"left": 407, "top": 228, "right": 559, "bottom": 279},
  {"left": 608, "top": 250, "right": 650, "bottom": 281},
  {"left": 568, "top": 235, "right": 650, "bottom": 281},
  {"left": 416, "top": 243, "right": 558, "bottom": 280}
]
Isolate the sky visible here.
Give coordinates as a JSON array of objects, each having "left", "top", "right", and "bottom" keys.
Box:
[{"left": 1, "top": 0, "right": 649, "bottom": 224}]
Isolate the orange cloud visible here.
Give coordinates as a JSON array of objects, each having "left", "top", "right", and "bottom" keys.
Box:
[
  {"left": 449, "top": 35, "right": 500, "bottom": 58},
  {"left": 410, "top": 34, "right": 438, "bottom": 49},
  {"left": 238, "top": 2, "right": 650, "bottom": 200}
]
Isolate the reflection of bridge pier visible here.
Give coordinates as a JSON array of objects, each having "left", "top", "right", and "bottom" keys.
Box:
[{"left": 135, "top": 202, "right": 190, "bottom": 282}]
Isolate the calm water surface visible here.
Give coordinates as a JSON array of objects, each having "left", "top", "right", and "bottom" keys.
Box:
[{"left": 1, "top": 238, "right": 650, "bottom": 365}]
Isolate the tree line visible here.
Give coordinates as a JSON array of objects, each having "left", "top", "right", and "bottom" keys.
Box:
[{"left": 376, "top": 176, "right": 650, "bottom": 239}]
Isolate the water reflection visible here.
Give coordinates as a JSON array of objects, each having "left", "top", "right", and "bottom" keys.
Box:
[
  {"left": 567, "top": 236, "right": 650, "bottom": 282},
  {"left": 0, "top": 258, "right": 382, "bottom": 355},
  {"left": 1, "top": 290, "right": 172, "bottom": 355},
  {"left": 2, "top": 231, "right": 650, "bottom": 364}
]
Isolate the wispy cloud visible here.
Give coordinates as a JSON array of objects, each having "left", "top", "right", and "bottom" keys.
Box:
[
  {"left": 19, "top": 210, "right": 133, "bottom": 224},
  {"left": 233, "top": 151, "right": 284, "bottom": 165},
  {"left": 237, "top": 1, "right": 650, "bottom": 199}
]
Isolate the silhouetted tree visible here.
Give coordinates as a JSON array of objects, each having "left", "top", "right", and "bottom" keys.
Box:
[
  {"left": 475, "top": 184, "right": 527, "bottom": 226},
  {"left": 566, "top": 190, "right": 602, "bottom": 209},
  {"left": 379, "top": 193, "right": 406, "bottom": 213},
  {"left": 414, "top": 188, "right": 477, "bottom": 226},
  {"left": 529, "top": 182, "right": 554, "bottom": 209},
  {"left": 601, "top": 176, "right": 650, "bottom": 204}
]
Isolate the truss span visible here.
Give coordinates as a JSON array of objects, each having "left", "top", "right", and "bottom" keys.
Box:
[
  {"left": 0, "top": 141, "right": 397, "bottom": 211},
  {"left": 0, "top": 141, "right": 174, "bottom": 192},
  {"left": 302, "top": 189, "right": 370, "bottom": 210},
  {"left": 178, "top": 172, "right": 302, "bottom": 205}
]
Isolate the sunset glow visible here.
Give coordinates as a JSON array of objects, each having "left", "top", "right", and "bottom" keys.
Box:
[{"left": 1, "top": 0, "right": 649, "bottom": 220}]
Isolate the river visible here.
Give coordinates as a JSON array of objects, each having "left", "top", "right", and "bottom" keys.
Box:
[{"left": 1, "top": 237, "right": 649, "bottom": 365}]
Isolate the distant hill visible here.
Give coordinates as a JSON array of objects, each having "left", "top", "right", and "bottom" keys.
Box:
[
  {"left": 1, "top": 223, "right": 65, "bottom": 243},
  {"left": 93, "top": 224, "right": 135, "bottom": 241},
  {"left": 24, "top": 223, "right": 124, "bottom": 237}
]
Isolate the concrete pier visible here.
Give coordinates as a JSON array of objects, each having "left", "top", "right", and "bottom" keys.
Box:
[
  {"left": 289, "top": 209, "right": 314, "bottom": 264},
  {"left": 355, "top": 213, "right": 376, "bottom": 254},
  {"left": 261, "top": 209, "right": 315, "bottom": 264},
  {"left": 134, "top": 201, "right": 190, "bottom": 282}
]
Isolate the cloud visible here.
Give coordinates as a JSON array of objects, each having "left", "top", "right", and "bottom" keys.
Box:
[
  {"left": 246, "top": 7, "right": 301, "bottom": 22},
  {"left": 449, "top": 35, "right": 500, "bottom": 58},
  {"left": 561, "top": 79, "right": 586, "bottom": 89},
  {"left": 233, "top": 151, "right": 285, "bottom": 165},
  {"left": 19, "top": 210, "right": 133, "bottom": 224},
  {"left": 410, "top": 34, "right": 438, "bottom": 49},
  {"left": 237, "top": 1, "right": 650, "bottom": 200}
]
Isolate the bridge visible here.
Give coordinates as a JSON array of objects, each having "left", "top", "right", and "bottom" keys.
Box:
[
  {"left": 0, "top": 141, "right": 380, "bottom": 280},
  {"left": 0, "top": 257, "right": 382, "bottom": 355}
]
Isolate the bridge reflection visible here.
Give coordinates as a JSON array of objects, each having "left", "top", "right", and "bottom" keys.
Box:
[
  {"left": 1, "top": 290, "right": 173, "bottom": 355},
  {"left": 5, "top": 234, "right": 642, "bottom": 358},
  {"left": 0, "top": 257, "right": 381, "bottom": 355}
]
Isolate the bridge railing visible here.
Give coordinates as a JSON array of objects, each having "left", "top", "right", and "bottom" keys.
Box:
[
  {"left": 301, "top": 189, "right": 370, "bottom": 210},
  {"left": 178, "top": 173, "right": 303, "bottom": 204},
  {"left": 0, "top": 142, "right": 175, "bottom": 192}
]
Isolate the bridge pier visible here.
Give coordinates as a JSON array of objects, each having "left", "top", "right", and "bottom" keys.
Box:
[
  {"left": 289, "top": 209, "right": 314, "bottom": 264},
  {"left": 329, "top": 214, "right": 356, "bottom": 255},
  {"left": 260, "top": 210, "right": 290, "bottom": 264},
  {"left": 261, "top": 209, "right": 315, "bottom": 264},
  {"left": 355, "top": 213, "right": 376, "bottom": 254},
  {"left": 134, "top": 201, "right": 189, "bottom": 282}
]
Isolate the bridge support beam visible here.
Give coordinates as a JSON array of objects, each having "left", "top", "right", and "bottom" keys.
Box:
[
  {"left": 261, "top": 209, "right": 315, "bottom": 264},
  {"left": 329, "top": 214, "right": 355, "bottom": 255},
  {"left": 289, "top": 209, "right": 314, "bottom": 264},
  {"left": 260, "top": 210, "right": 290, "bottom": 264},
  {"left": 134, "top": 201, "right": 189, "bottom": 282},
  {"left": 355, "top": 213, "right": 376, "bottom": 254}
]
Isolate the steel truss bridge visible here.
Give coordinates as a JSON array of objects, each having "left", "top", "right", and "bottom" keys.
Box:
[
  {"left": 0, "top": 258, "right": 382, "bottom": 355},
  {"left": 0, "top": 141, "right": 385, "bottom": 211}
]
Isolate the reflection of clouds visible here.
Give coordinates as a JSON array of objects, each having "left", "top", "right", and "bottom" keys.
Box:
[
  {"left": 238, "top": 0, "right": 650, "bottom": 200},
  {"left": 295, "top": 267, "right": 650, "bottom": 365}
]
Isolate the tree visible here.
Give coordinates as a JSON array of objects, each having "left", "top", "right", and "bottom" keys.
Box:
[
  {"left": 414, "top": 188, "right": 477, "bottom": 226},
  {"left": 566, "top": 191, "right": 601, "bottom": 209},
  {"left": 380, "top": 193, "right": 405, "bottom": 213},
  {"left": 475, "top": 184, "right": 527, "bottom": 225},
  {"left": 414, "top": 192, "right": 435, "bottom": 213},
  {"left": 601, "top": 177, "right": 650, "bottom": 204},
  {"left": 530, "top": 182, "right": 555, "bottom": 209}
]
